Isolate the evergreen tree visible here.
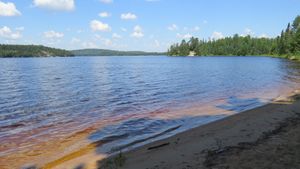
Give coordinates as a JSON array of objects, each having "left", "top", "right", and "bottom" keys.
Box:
[
  {"left": 292, "top": 15, "right": 300, "bottom": 32},
  {"left": 294, "top": 28, "right": 300, "bottom": 54},
  {"left": 179, "top": 40, "right": 190, "bottom": 56},
  {"left": 188, "top": 37, "right": 199, "bottom": 52},
  {"left": 0, "top": 44, "right": 74, "bottom": 57},
  {"left": 167, "top": 15, "right": 300, "bottom": 59}
]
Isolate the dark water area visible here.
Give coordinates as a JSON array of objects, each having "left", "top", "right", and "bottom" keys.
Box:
[{"left": 1, "top": 56, "right": 300, "bottom": 166}]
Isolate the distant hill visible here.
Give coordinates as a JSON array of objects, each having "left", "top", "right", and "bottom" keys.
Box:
[
  {"left": 0, "top": 44, "right": 74, "bottom": 57},
  {"left": 71, "top": 49, "right": 165, "bottom": 56},
  {"left": 0, "top": 45, "right": 165, "bottom": 58}
]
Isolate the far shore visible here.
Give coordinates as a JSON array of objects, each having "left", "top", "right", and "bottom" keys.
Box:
[{"left": 42, "top": 89, "right": 300, "bottom": 169}]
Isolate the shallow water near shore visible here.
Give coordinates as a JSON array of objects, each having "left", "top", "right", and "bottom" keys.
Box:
[{"left": 1, "top": 56, "right": 300, "bottom": 168}]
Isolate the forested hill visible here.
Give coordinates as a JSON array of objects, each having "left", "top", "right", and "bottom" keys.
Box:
[
  {"left": 0, "top": 44, "right": 74, "bottom": 57},
  {"left": 0, "top": 45, "right": 164, "bottom": 58},
  {"left": 168, "top": 15, "right": 300, "bottom": 60},
  {"left": 71, "top": 49, "right": 164, "bottom": 56}
]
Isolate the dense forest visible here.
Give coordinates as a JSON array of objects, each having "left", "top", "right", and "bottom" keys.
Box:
[
  {"left": 71, "top": 49, "right": 164, "bottom": 56},
  {"left": 0, "top": 45, "right": 164, "bottom": 57},
  {"left": 168, "top": 16, "right": 300, "bottom": 60},
  {"left": 0, "top": 44, "right": 74, "bottom": 57}
]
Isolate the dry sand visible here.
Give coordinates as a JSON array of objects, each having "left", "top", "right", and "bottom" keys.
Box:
[{"left": 97, "top": 90, "right": 300, "bottom": 169}]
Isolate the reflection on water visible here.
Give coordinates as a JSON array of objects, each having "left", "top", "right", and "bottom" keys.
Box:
[{"left": 1, "top": 56, "right": 300, "bottom": 168}]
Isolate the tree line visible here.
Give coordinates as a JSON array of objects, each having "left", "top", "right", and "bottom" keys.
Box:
[
  {"left": 0, "top": 45, "right": 166, "bottom": 57},
  {"left": 71, "top": 49, "right": 165, "bottom": 56},
  {"left": 168, "top": 16, "right": 300, "bottom": 60},
  {"left": 0, "top": 44, "right": 74, "bottom": 57}
]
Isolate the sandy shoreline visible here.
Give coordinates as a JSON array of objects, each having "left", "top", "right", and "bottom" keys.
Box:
[
  {"left": 94, "top": 90, "right": 300, "bottom": 169},
  {"left": 4, "top": 89, "right": 300, "bottom": 169}
]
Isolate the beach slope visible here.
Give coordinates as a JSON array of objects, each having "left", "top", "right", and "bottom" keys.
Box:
[{"left": 98, "top": 91, "right": 300, "bottom": 169}]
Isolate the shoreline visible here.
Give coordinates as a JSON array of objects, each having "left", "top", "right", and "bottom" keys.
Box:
[
  {"left": 1, "top": 86, "right": 299, "bottom": 169},
  {"left": 168, "top": 55, "right": 300, "bottom": 61},
  {"left": 1, "top": 55, "right": 299, "bottom": 60},
  {"left": 2, "top": 86, "right": 296, "bottom": 169},
  {"left": 39, "top": 89, "right": 300, "bottom": 169},
  {"left": 95, "top": 89, "right": 300, "bottom": 169}
]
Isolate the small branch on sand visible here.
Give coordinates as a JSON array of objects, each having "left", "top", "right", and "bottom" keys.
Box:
[
  {"left": 147, "top": 142, "right": 170, "bottom": 150},
  {"left": 203, "top": 112, "right": 300, "bottom": 168}
]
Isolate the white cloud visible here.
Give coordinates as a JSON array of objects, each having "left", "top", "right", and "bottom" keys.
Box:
[
  {"left": 194, "top": 26, "right": 200, "bottom": 31},
  {"left": 44, "top": 30, "right": 64, "bottom": 38},
  {"left": 94, "top": 34, "right": 102, "bottom": 40},
  {"left": 99, "top": 12, "right": 110, "bottom": 18},
  {"left": 93, "top": 34, "right": 115, "bottom": 47},
  {"left": 0, "top": 26, "right": 22, "bottom": 39},
  {"left": 246, "top": 28, "right": 253, "bottom": 34},
  {"left": 167, "top": 24, "right": 178, "bottom": 31},
  {"left": 82, "top": 41, "right": 98, "bottom": 48},
  {"left": 133, "top": 25, "right": 142, "bottom": 32},
  {"left": 100, "top": 0, "right": 113, "bottom": 3},
  {"left": 259, "top": 34, "right": 268, "bottom": 38},
  {"left": 112, "top": 33, "right": 122, "bottom": 39},
  {"left": 33, "top": 0, "right": 75, "bottom": 11},
  {"left": 121, "top": 13, "right": 137, "bottom": 20},
  {"left": 131, "top": 25, "right": 144, "bottom": 38},
  {"left": 176, "top": 33, "right": 192, "bottom": 39},
  {"left": 104, "top": 38, "right": 113, "bottom": 46},
  {"left": 211, "top": 31, "right": 224, "bottom": 40},
  {"left": 131, "top": 32, "right": 144, "bottom": 38},
  {"left": 71, "top": 37, "right": 80, "bottom": 44},
  {"left": 241, "top": 28, "right": 255, "bottom": 37},
  {"left": 203, "top": 20, "right": 208, "bottom": 24},
  {"left": 90, "top": 20, "right": 111, "bottom": 32},
  {"left": 0, "top": 1, "right": 21, "bottom": 16}
]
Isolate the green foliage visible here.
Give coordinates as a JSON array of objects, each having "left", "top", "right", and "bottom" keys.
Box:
[
  {"left": 0, "top": 45, "right": 165, "bottom": 58},
  {"left": 71, "top": 49, "right": 164, "bottom": 56},
  {"left": 98, "top": 152, "right": 126, "bottom": 169},
  {"left": 168, "top": 15, "right": 300, "bottom": 59},
  {"left": 169, "top": 35, "right": 276, "bottom": 56},
  {"left": 292, "top": 15, "right": 300, "bottom": 31},
  {"left": 0, "top": 44, "right": 74, "bottom": 57},
  {"left": 293, "top": 21, "right": 300, "bottom": 55}
]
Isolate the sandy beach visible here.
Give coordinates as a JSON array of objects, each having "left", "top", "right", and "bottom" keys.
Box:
[
  {"left": 3, "top": 88, "right": 300, "bottom": 169},
  {"left": 30, "top": 89, "right": 300, "bottom": 169},
  {"left": 93, "top": 90, "right": 300, "bottom": 169}
]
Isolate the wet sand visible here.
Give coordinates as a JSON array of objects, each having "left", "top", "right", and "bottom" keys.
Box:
[{"left": 96, "top": 90, "right": 300, "bottom": 169}]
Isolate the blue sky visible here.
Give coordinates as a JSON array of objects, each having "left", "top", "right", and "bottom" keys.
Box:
[{"left": 0, "top": 0, "right": 299, "bottom": 52}]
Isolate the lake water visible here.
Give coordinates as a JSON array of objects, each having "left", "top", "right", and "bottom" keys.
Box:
[{"left": 1, "top": 56, "right": 300, "bottom": 168}]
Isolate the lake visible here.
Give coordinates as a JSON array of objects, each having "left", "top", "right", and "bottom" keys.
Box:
[{"left": 1, "top": 56, "right": 300, "bottom": 168}]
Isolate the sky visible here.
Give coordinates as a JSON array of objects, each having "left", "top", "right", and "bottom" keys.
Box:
[{"left": 0, "top": 0, "right": 299, "bottom": 52}]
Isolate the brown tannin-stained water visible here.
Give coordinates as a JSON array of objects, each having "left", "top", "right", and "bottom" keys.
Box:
[{"left": 1, "top": 56, "right": 300, "bottom": 168}]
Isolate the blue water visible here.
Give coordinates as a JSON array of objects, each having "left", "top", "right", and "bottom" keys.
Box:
[{"left": 1, "top": 56, "right": 300, "bottom": 160}]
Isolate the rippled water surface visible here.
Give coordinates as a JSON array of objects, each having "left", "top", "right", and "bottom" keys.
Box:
[{"left": 1, "top": 56, "right": 300, "bottom": 167}]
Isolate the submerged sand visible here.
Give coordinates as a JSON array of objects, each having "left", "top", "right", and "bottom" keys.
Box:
[
  {"left": 96, "top": 90, "right": 300, "bottom": 169},
  {"left": 3, "top": 90, "right": 300, "bottom": 169}
]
